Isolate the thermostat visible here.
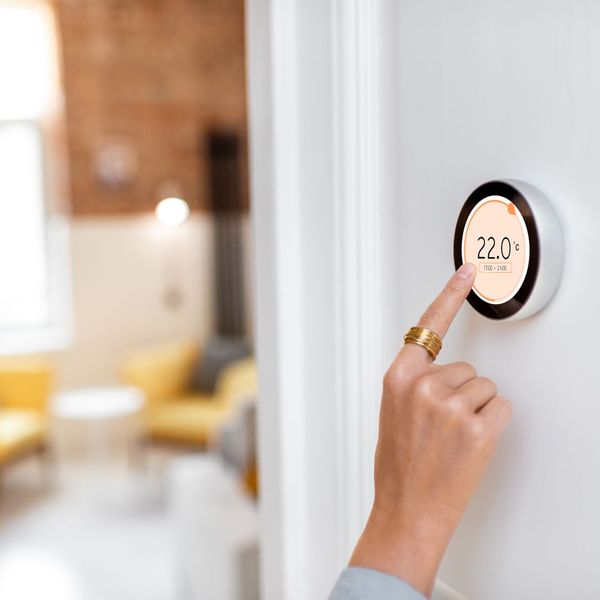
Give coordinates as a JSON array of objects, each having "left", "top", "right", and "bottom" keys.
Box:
[{"left": 453, "top": 179, "right": 563, "bottom": 320}]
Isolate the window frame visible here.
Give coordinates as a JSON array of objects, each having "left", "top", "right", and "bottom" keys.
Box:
[{"left": 0, "top": 2, "right": 72, "bottom": 356}]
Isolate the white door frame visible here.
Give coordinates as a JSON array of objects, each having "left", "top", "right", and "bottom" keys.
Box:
[{"left": 247, "top": 1, "right": 392, "bottom": 597}]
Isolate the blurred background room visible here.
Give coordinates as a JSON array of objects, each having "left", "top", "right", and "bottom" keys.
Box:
[{"left": 0, "top": 1, "right": 258, "bottom": 599}]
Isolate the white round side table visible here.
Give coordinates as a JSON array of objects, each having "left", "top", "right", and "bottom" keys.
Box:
[
  {"left": 53, "top": 386, "right": 144, "bottom": 422},
  {"left": 51, "top": 386, "right": 146, "bottom": 501}
]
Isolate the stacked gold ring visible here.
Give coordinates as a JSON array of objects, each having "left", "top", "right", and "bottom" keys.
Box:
[{"left": 403, "top": 327, "right": 443, "bottom": 361}]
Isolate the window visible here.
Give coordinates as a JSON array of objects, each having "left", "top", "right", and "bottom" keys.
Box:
[{"left": 0, "top": 2, "right": 71, "bottom": 353}]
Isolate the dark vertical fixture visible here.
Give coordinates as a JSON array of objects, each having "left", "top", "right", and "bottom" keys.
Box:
[
  {"left": 192, "top": 130, "right": 249, "bottom": 393},
  {"left": 207, "top": 130, "right": 246, "bottom": 339}
]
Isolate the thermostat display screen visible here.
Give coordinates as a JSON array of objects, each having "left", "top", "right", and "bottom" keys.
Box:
[{"left": 461, "top": 195, "right": 529, "bottom": 304}]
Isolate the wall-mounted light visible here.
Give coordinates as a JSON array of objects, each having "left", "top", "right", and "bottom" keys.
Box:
[{"left": 155, "top": 197, "right": 190, "bottom": 227}]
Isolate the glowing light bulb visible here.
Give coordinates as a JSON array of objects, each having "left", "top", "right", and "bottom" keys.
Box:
[{"left": 155, "top": 197, "right": 190, "bottom": 227}]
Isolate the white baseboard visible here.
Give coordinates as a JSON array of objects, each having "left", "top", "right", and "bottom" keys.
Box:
[{"left": 433, "top": 580, "right": 471, "bottom": 600}]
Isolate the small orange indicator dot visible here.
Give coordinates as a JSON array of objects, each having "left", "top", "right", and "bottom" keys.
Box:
[{"left": 507, "top": 203, "right": 516, "bottom": 215}]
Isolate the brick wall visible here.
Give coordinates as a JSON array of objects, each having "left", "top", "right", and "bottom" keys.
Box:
[{"left": 54, "top": 0, "right": 248, "bottom": 215}]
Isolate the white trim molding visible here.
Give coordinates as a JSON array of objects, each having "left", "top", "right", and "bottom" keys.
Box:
[
  {"left": 331, "top": 0, "right": 386, "bottom": 565},
  {"left": 248, "top": 0, "right": 390, "bottom": 597},
  {"left": 247, "top": 1, "right": 308, "bottom": 599}
]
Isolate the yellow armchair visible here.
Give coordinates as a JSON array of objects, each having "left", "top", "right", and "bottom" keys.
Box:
[
  {"left": 0, "top": 359, "right": 51, "bottom": 468},
  {"left": 121, "top": 341, "right": 256, "bottom": 447}
]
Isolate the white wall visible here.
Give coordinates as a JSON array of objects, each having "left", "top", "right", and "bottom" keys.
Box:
[
  {"left": 382, "top": 2, "right": 598, "bottom": 597},
  {"left": 51, "top": 214, "right": 215, "bottom": 388},
  {"left": 251, "top": 1, "right": 600, "bottom": 599}
]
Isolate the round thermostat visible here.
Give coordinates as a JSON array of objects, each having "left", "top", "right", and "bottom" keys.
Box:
[{"left": 453, "top": 179, "right": 563, "bottom": 320}]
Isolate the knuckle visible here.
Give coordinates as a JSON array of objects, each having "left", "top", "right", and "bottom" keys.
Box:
[
  {"left": 479, "top": 376, "right": 497, "bottom": 394},
  {"left": 465, "top": 419, "right": 499, "bottom": 451},
  {"left": 383, "top": 364, "right": 411, "bottom": 392},
  {"left": 458, "top": 361, "right": 478, "bottom": 378},
  {"left": 414, "top": 374, "right": 439, "bottom": 400},
  {"left": 444, "top": 395, "right": 466, "bottom": 419},
  {"left": 465, "top": 418, "right": 488, "bottom": 442}
]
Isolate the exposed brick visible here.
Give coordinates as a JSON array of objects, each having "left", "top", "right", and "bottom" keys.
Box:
[{"left": 53, "top": 0, "right": 248, "bottom": 215}]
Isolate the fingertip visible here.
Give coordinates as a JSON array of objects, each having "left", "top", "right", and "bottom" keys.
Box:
[
  {"left": 449, "top": 263, "right": 476, "bottom": 290},
  {"left": 410, "top": 264, "right": 476, "bottom": 353},
  {"left": 459, "top": 262, "right": 476, "bottom": 279}
]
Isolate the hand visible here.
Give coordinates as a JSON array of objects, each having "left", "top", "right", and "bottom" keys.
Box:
[{"left": 349, "top": 263, "right": 512, "bottom": 598}]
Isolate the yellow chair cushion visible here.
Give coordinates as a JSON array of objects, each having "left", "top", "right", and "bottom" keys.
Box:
[
  {"left": 214, "top": 357, "right": 257, "bottom": 406},
  {"left": 0, "top": 410, "right": 46, "bottom": 462},
  {"left": 0, "top": 359, "right": 52, "bottom": 412},
  {"left": 147, "top": 395, "right": 232, "bottom": 446},
  {"left": 145, "top": 358, "right": 257, "bottom": 447},
  {"left": 120, "top": 341, "right": 198, "bottom": 406}
]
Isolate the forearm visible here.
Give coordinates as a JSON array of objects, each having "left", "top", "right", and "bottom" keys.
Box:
[{"left": 349, "top": 505, "right": 453, "bottom": 598}]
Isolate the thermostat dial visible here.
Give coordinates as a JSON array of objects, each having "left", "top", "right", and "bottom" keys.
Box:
[{"left": 454, "top": 180, "right": 563, "bottom": 320}]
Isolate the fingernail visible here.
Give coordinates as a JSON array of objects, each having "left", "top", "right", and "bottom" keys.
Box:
[{"left": 456, "top": 263, "right": 476, "bottom": 279}]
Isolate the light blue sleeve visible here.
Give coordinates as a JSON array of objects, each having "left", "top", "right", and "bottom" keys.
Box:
[{"left": 329, "top": 567, "right": 427, "bottom": 600}]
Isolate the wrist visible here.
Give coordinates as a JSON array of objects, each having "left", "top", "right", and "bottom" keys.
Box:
[{"left": 349, "top": 503, "right": 454, "bottom": 598}]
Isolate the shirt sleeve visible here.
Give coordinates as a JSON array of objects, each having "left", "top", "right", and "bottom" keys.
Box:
[{"left": 329, "top": 567, "right": 427, "bottom": 600}]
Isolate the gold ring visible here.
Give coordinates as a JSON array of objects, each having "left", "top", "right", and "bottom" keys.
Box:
[{"left": 403, "top": 327, "right": 443, "bottom": 361}]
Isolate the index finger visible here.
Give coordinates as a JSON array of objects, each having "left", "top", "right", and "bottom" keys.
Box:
[{"left": 416, "top": 262, "right": 476, "bottom": 339}]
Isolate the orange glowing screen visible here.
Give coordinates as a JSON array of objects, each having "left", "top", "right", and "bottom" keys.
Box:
[{"left": 461, "top": 196, "right": 529, "bottom": 304}]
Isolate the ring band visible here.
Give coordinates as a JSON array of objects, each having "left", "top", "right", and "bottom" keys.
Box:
[{"left": 403, "top": 327, "right": 443, "bottom": 361}]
